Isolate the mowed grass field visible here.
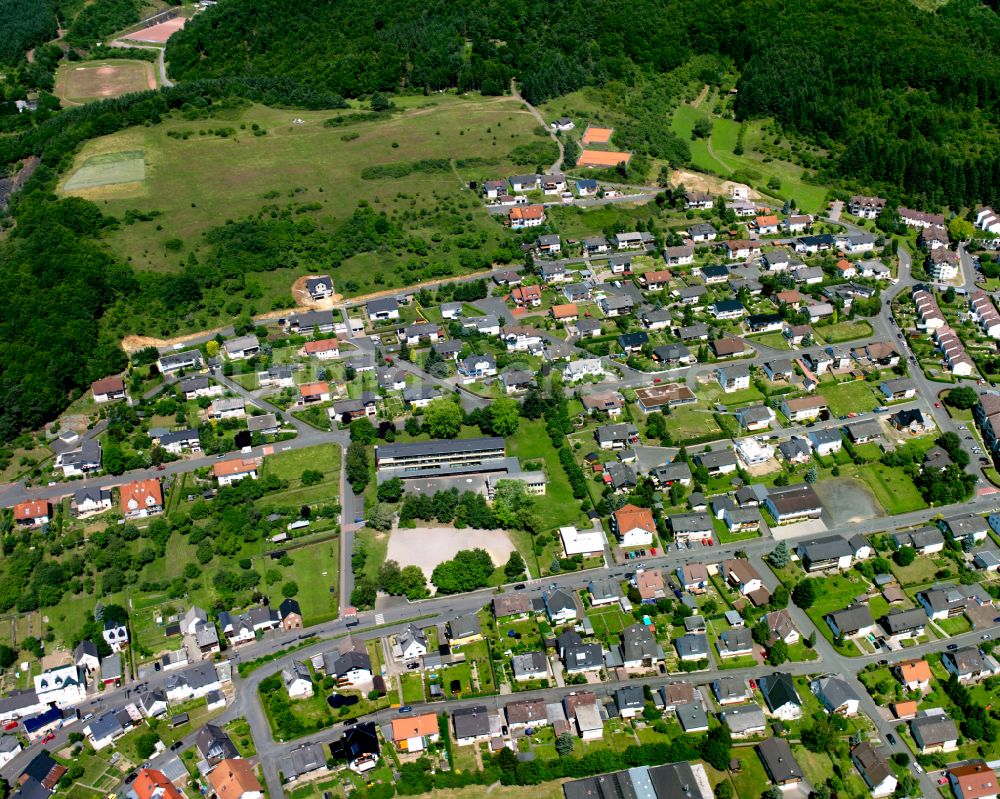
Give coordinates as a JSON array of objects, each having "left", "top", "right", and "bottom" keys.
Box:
[
  {"left": 59, "top": 94, "right": 543, "bottom": 293},
  {"left": 54, "top": 59, "right": 157, "bottom": 105},
  {"left": 670, "top": 101, "right": 828, "bottom": 213}
]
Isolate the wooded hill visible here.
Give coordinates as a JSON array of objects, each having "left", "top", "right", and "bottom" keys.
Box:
[{"left": 166, "top": 0, "right": 1000, "bottom": 208}]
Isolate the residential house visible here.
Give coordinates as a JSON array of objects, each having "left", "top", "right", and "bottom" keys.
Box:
[
  {"left": 678, "top": 563, "right": 709, "bottom": 594},
  {"left": 509, "top": 204, "right": 545, "bottom": 229},
  {"left": 688, "top": 222, "right": 718, "bottom": 241},
  {"left": 213, "top": 458, "right": 260, "bottom": 486},
  {"left": 765, "top": 609, "right": 799, "bottom": 645},
  {"left": 544, "top": 589, "right": 578, "bottom": 624},
  {"left": 72, "top": 487, "right": 113, "bottom": 517},
  {"left": 511, "top": 652, "right": 548, "bottom": 683},
  {"left": 620, "top": 623, "right": 664, "bottom": 670},
  {"left": 207, "top": 759, "right": 263, "bottom": 799},
  {"left": 596, "top": 423, "right": 639, "bottom": 450},
  {"left": 614, "top": 686, "right": 645, "bottom": 719},
  {"left": 911, "top": 711, "right": 959, "bottom": 753},
  {"left": 675, "top": 633, "right": 709, "bottom": 662},
  {"left": 943, "top": 647, "right": 989, "bottom": 683},
  {"left": 711, "top": 337, "right": 748, "bottom": 359},
  {"left": 781, "top": 395, "right": 827, "bottom": 422},
  {"left": 721, "top": 704, "right": 767, "bottom": 737},
  {"left": 811, "top": 675, "right": 860, "bottom": 716},
  {"left": 899, "top": 207, "right": 946, "bottom": 229},
  {"left": 917, "top": 583, "right": 969, "bottom": 620},
  {"left": 663, "top": 245, "right": 694, "bottom": 266},
  {"left": 948, "top": 762, "right": 998, "bottom": 799},
  {"left": 223, "top": 335, "right": 260, "bottom": 360},
  {"left": 506, "top": 699, "right": 549, "bottom": 729},
  {"left": 716, "top": 364, "right": 751, "bottom": 393},
  {"left": 717, "top": 628, "right": 753, "bottom": 658},
  {"left": 851, "top": 742, "right": 897, "bottom": 798},
  {"left": 849, "top": 196, "right": 887, "bottom": 218},
  {"left": 34, "top": 664, "right": 86, "bottom": 707},
  {"left": 897, "top": 659, "right": 933, "bottom": 692},
  {"left": 612, "top": 504, "right": 655, "bottom": 547},
  {"left": 759, "top": 672, "right": 802, "bottom": 719},
  {"left": 391, "top": 713, "right": 440, "bottom": 752},
  {"left": 537, "top": 234, "right": 561, "bottom": 255},
  {"left": 282, "top": 662, "right": 314, "bottom": 699},
  {"left": 669, "top": 513, "right": 713, "bottom": 544},
  {"left": 458, "top": 353, "right": 497, "bottom": 381},
  {"left": 120, "top": 478, "right": 163, "bottom": 519},
  {"left": 808, "top": 428, "right": 842, "bottom": 457},
  {"left": 510, "top": 285, "right": 542, "bottom": 307},
  {"left": 91, "top": 376, "right": 127, "bottom": 403},
  {"left": 759, "top": 737, "right": 804, "bottom": 786},
  {"left": 218, "top": 606, "right": 278, "bottom": 645},
  {"left": 13, "top": 499, "right": 50, "bottom": 528},
  {"left": 397, "top": 625, "right": 428, "bottom": 661},
  {"left": 635, "top": 568, "right": 667, "bottom": 603}
]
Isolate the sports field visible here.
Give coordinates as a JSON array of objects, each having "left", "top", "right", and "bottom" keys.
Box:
[
  {"left": 124, "top": 16, "right": 186, "bottom": 43},
  {"left": 55, "top": 60, "right": 157, "bottom": 105},
  {"left": 59, "top": 94, "right": 541, "bottom": 295},
  {"left": 64, "top": 150, "right": 146, "bottom": 191}
]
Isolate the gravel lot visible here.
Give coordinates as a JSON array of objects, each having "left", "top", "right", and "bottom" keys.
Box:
[{"left": 386, "top": 526, "right": 516, "bottom": 578}]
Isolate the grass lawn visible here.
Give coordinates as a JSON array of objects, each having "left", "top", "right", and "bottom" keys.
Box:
[
  {"left": 667, "top": 406, "right": 725, "bottom": 441},
  {"left": 849, "top": 461, "right": 927, "bottom": 515},
  {"left": 224, "top": 718, "right": 258, "bottom": 757},
  {"left": 508, "top": 419, "right": 591, "bottom": 531},
  {"left": 821, "top": 380, "right": 880, "bottom": 417},
  {"left": 60, "top": 94, "right": 542, "bottom": 313},
  {"left": 669, "top": 105, "right": 827, "bottom": 213},
  {"left": 890, "top": 555, "right": 945, "bottom": 587},
  {"left": 400, "top": 672, "right": 426, "bottom": 704},
  {"left": 786, "top": 642, "right": 819, "bottom": 662},
  {"left": 821, "top": 320, "right": 875, "bottom": 344},
  {"left": 588, "top": 604, "right": 631, "bottom": 645},
  {"left": 936, "top": 615, "right": 972, "bottom": 636},
  {"left": 261, "top": 443, "right": 342, "bottom": 506},
  {"left": 700, "top": 384, "right": 765, "bottom": 406},
  {"left": 269, "top": 538, "right": 340, "bottom": 624},
  {"left": 750, "top": 332, "right": 790, "bottom": 350},
  {"left": 730, "top": 746, "right": 772, "bottom": 799}
]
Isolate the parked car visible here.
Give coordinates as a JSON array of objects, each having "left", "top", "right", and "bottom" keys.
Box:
[{"left": 886, "top": 733, "right": 896, "bottom": 745}]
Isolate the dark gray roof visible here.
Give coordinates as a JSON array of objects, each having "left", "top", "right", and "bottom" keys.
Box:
[
  {"left": 367, "top": 297, "right": 399, "bottom": 314},
  {"left": 759, "top": 736, "right": 804, "bottom": 783},
  {"left": 760, "top": 672, "right": 800, "bottom": 711},
  {"left": 453, "top": 705, "right": 492, "bottom": 739},
  {"left": 676, "top": 702, "right": 708, "bottom": 731},
  {"left": 813, "top": 674, "right": 860, "bottom": 710},
  {"left": 826, "top": 605, "right": 873, "bottom": 634},
  {"left": 881, "top": 608, "right": 927, "bottom": 634},
  {"left": 449, "top": 614, "right": 482, "bottom": 640},
  {"left": 376, "top": 436, "right": 504, "bottom": 460},
  {"left": 721, "top": 703, "right": 766, "bottom": 733},
  {"left": 799, "top": 534, "right": 852, "bottom": 562}
]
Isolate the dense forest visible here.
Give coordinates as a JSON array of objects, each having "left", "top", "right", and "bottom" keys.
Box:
[
  {"left": 0, "top": 0, "right": 57, "bottom": 64},
  {"left": 167, "top": 0, "right": 1000, "bottom": 208}
]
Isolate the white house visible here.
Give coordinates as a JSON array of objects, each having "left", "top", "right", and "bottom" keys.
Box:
[
  {"left": 34, "top": 665, "right": 87, "bottom": 707},
  {"left": 282, "top": 662, "right": 314, "bottom": 699}
]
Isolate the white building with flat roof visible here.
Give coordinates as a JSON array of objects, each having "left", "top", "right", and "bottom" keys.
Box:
[{"left": 560, "top": 526, "right": 606, "bottom": 558}]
